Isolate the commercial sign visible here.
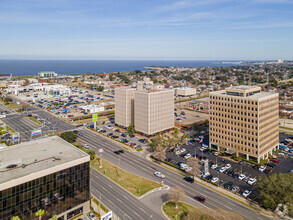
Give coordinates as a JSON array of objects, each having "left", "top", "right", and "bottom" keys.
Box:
[
  {"left": 92, "top": 114, "right": 98, "bottom": 122},
  {"left": 101, "top": 211, "right": 112, "bottom": 220},
  {"left": 13, "top": 137, "right": 19, "bottom": 141},
  {"left": 31, "top": 130, "right": 42, "bottom": 136},
  {"left": 204, "top": 159, "right": 209, "bottom": 175}
]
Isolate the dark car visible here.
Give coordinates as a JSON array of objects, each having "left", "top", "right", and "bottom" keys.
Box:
[
  {"left": 224, "top": 182, "right": 233, "bottom": 189},
  {"left": 6, "top": 164, "right": 17, "bottom": 169},
  {"left": 107, "top": 133, "right": 113, "bottom": 137},
  {"left": 118, "top": 150, "right": 124, "bottom": 154},
  {"left": 194, "top": 196, "right": 205, "bottom": 203},
  {"left": 184, "top": 177, "right": 194, "bottom": 183},
  {"left": 264, "top": 168, "right": 272, "bottom": 174},
  {"left": 114, "top": 151, "right": 120, "bottom": 155}
]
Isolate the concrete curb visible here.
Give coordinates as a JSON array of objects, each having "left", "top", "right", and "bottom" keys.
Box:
[{"left": 139, "top": 185, "right": 170, "bottom": 200}]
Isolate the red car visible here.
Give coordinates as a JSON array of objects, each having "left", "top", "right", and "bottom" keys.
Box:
[
  {"left": 194, "top": 196, "right": 205, "bottom": 203},
  {"left": 270, "top": 159, "right": 280, "bottom": 163}
]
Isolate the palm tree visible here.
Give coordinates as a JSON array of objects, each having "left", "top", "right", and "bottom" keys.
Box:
[
  {"left": 11, "top": 216, "right": 21, "bottom": 220},
  {"left": 35, "top": 209, "right": 45, "bottom": 220},
  {"left": 179, "top": 133, "right": 189, "bottom": 145}
]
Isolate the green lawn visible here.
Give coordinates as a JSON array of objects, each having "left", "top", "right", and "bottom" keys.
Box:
[
  {"left": 163, "top": 202, "right": 244, "bottom": 220},
  {"left": 163, "top": 202, "right": 216, "bottom": 220},
  {"left": 280, "top": 126, "right": 293, "bottom": 131},
  {"left": 91, "top": 156, "right": 162, "bottom": 197}
]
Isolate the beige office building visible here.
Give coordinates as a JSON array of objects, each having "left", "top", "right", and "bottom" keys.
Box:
[
  {"left": 115, "top": 87, "right": 136, "bottom": 127},
  {"left": 209, "top": 86, "right": 279, "bottom": 163},
  {"left": 135, "top": 89, "right": 174, "bottom": 135}
]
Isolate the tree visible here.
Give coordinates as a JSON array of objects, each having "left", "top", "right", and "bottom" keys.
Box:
[
  {"left": 87, "top": 149, "right": 96, "bottom": 160},
  {"left": 256, "top": 173, "right": 293, "bottom": 212},
  {"left": 24, "top": 79, "right": 30, "bottom": 86},
  {"left": 127, "top": 124, "right": 135, "bottom": 135},
  {"left": 168, "top": 186, "right": 186, "bottom": 209},
  {"left": 35, "top": 209, "right": 45, "bottom": 220},
  {"left": 109, "top": 76, "right": 114, "bottom": 81},
  {"left": 155, "top": 146, "right": 166, "bottom": 162},
  {"left": 60, "top": 131, "right": 77, "bottom": 143},
  {"left": 11, "top": 217, "right": 21, "bottom": 220},
  {"left": 149, "top": 136, "right": 163, "bottom": 152},
  {"left": 51, "top": 215, "right": 57, "bottom": 220},
  {"left": 187, "top": 158, "right": 201, "bottom": 179},
  {"left": 178, "top": 133, "right": 189, "bottom": 145},
  {"left": 4, "top": 97, "right": 12, "bottom": 104},
  {"left": 97, "top": 86, "right": 104, "bottom": 92}
]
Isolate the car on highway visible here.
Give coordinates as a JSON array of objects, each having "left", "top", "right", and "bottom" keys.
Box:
[
  {"left": 6, "top": 164, "right": 17, "bottom": 169},
  {"left": 211, "top": 177, "right": 219, "bottom": 183},
  {"left": 154, "top": 171, "right": 165, "bottom": 178},
  {"left": 242, "top": 190, "right": 251, "bottom": 198},
  {"left": 183, "top": 177, "right": 194, "bottom": 183},
  {"left": 231, "top": 186, "right": 239, "bottom": 192},
  {"left": 248, "top": 178, "right": 257, "bottom": 185},
  {"left": 194, "top": 196, "right": 205, "bottom": 203}
]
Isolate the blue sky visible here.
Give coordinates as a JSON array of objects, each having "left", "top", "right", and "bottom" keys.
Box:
[{"left": 0, "top": 0, "right": 292, "bottom": 60}]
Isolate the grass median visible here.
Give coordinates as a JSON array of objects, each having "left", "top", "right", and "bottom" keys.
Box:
[
  {"left": 163, "top": 201, "right": 244, "bottom": 220},
  {"left": 26, "top": 117, "right": 42, "bottom": 125},
  {"left": 91, "top": 156, "right": 162, "bottom": 197}
]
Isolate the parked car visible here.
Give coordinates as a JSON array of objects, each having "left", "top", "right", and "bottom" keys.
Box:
[
  {"left": 259, "top": 166, "right": 266, "bottom": 172},
  {"left": 224, "top": 182, "right": 233, "bottom": 189},
  {"left": 231, "top": 186, "right": 239, "bottom": 192},
  {"left": 82, "top": 144, "right": 90, "bottom": 149},
  {"left": 211, "top": 177, "right": 219, "bottom": 183},
  {"left": 242, "top": 190, "right": 251, "bottom": 198},
  {"left": 225, "top": 164, "right": 231, "bottom": 169},
  {"left": 248, "top": 178, "right": 257, "bottom": 185},
  {"left": 238, "top": 174, "right": 245, "bottom": 180}
]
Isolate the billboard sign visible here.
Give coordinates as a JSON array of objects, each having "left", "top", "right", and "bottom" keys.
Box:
[
  {"left": 204, "top": 159, "right": 209, "bottom": 175},
  {"left": 92, "top": 114, "right": 98, "bottom": 122},
  {"left": 32, "top": 130, "right": 42, "bottom": 136},
  {"left": 101, "top": 211, "right": 112, "bottom": 220}
]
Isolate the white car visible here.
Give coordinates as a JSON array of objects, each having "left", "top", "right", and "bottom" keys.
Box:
[
  {"left": 238, "top": 174, "right": 246, "bottom": 180},
  {"left": 225, "top": 164, "right": 231, "bottom": 169},
  {"left": 87, "top": 212, "right": 98, "bottom": 220},
  {"left": 211, "top": 164, "right": 217, "bottom": 169},
  {"left": 82, "top": 144, "right": 90, "bottom": 149},
  {"left": 185, "top": 167, "right": 192, "bottom": 172},
  {"left": 180, "top": 164, "right": 188, "bottom": 169},
  {"left": 202, "top": 144, "right": 208, "bottom": 148},
  {"left": 199, "top": 135, "right": 204, "bottom": 139},
  {"left": 259, "top": 166, "right": 266, "bottom": 172},
  {"left": 154, "top": 172, "right": 165, "bottom": 178},
  {"left": 175, "top": 146, "right": 180, "bottom": 150},
  {"left": 214, "top": 152, "right": 219, "bottom": 156},
  {"left": 219, "top": 167, "right": 226, "bottom": 173},
  {"left": 248, "top": 178, "right": 257, "bottom": 185},
  {"left": 184, "top": 153, "right": 191, "bottom": 159},
  {"left": 232, "top": 186, "right": 239, "bottom": 192},
  {"left": 194, "top": 138, "right": 200, "bottom": 141},
  {"left": 180, "top": 148, "right": 186, "bottom": 153},
  {"left": 242, "top": 190, "right": 251, "bottom": 198},
  {"left": 199, "top": 147, "right": 205, "bottom": 152},
  {"left": 211, "top": 177, "right": 219, "bottom": 183},
  {"left": 0, "top": 115, "right": 6, "bottom": 118},
  {"left": 175, "top": 151, "right": 181, "bottom": 155}
]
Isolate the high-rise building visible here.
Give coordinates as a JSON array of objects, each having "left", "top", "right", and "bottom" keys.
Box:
[
  {"left": 115, "top": 87, "right": 174, "bottom": 135},
  {"left": 115, "top": 87, "right": 136, "bottom": 127},
  {"left": 38, "top": 71, "right": 58, "bottom": 78},
  {"left": 209, "top": 86, "right": 279, "bottom": 163},
  {"left": 0, "top": 136, "right": 90, "bottom": 220},
  {"left": 134, "top": 89, "right": 174, "bottom": 135}
]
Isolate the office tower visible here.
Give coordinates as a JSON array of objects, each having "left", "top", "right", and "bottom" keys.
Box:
[
  {"left": 134, "top": 89, "right": 174, "bottom": 135},
  {"left": 0, "top": 136, "right": 90, "bottom": 220},
  {"left": 209, "top": 86, "right": 279, "bottom": 163},
  {"left": 115, "top": 87, "right": 136, "bottom": 127}
]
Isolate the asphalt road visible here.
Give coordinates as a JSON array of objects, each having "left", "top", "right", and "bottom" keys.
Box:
[
  {"left": 79, "top": 129, "right": 271, "bottom": 220},
  {"left": 91, "top": 170, "right": 164, "bottom": 220},
  {"left": 4, "top": 96, "right": 272, "bottom": 220}
]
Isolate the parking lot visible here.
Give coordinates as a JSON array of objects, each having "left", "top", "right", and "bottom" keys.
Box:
[
  {"left": 163, "top": 132, "right": 293, "bottom": 201},
  {"left": 88, "top": 120, "right": 149, "bottom": 151}
]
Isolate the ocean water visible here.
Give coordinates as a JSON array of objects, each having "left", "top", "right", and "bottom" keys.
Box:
[{"left": 0, "top": 60, "right": 250, "bottom": 76}]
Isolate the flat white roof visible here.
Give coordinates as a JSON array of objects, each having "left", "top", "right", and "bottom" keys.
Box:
[{"left": 0, "top": 136, "right": 89, "bottom": 186}]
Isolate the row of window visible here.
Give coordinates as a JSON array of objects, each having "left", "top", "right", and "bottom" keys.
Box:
[
  {"left": 210, "top": 117, "right": 258, "bottom": 126},
  {"left": 211, "top": 103, "right": 258, "bottom": 111},
  {"left": 210, "top": 134, "right": 256, "bottom": 145},
  {"left": 210, "top": 95, "right": 259, "bottom": 105}
]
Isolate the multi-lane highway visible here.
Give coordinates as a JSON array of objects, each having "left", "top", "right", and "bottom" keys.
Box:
[
  {"left": 91, "top": 170, "right": 164, "bottom": 220},
  {"left": 2, "top": 96, "right": 272, "bottom": 220}
]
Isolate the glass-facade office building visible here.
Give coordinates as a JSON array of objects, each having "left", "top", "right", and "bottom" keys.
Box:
[
  {"left": 0, "top": 162, "right": 90, "bottom": 220},
  {"left": 0, "top": 136, "right": 91, "bottom": 220}
]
